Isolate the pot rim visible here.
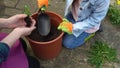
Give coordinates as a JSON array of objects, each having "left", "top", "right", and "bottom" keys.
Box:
[
  {"left": 26, "top": 32, "right": 64, "bottom": 44},
  {"left": 26, "top": 11, "right": 64, "bottom": 44},
  {"left": 31, "top": 11, "right": 62, "bottom": 18}
]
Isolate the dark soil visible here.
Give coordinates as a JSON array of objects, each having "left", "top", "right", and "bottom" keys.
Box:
[
  {"left": 28, "top": 24, "right": 61, "bottom": 42},
  {"left": 24, "top": 16, "right": 32, "bottom": 27}
]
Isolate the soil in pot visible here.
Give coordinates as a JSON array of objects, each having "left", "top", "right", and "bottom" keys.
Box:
[{"left": 28, "top": 21, "right": 61, "bottom": 42}]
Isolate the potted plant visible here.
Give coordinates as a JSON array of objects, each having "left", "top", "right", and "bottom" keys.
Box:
[{"left": 25, "top": 0, "right": 64, "bottom": 60}]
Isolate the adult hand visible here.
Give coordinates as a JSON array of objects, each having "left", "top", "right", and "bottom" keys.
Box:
[
  {"left": 1, "top": 19, "right": 36, "bottom": 48},
  {"left": 6, "top": 14, "right": 27, "bottom": 28},
  {"left": 14, "top": 19, "right": 36, "bottom": 36}
]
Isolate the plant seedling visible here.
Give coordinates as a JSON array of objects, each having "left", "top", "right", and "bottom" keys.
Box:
[
  {"left": 88, "top": 41, "right": 117, "bottom": 68},
  {"left": 24, "top": 5, "right": 32, "bottom": 27},
  {"left": 108, "top": 4, "right": 120, "bottom": 25},
  {"left": 24, "top": 16, "right": 32, "bottom": 27}
]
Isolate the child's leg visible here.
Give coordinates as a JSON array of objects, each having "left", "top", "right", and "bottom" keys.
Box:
[
  {"left": 63, "top": 13, "right": 90, "bottom": 49},
  {"left": 62, "top": 32, "right": 90, "bottom": 49}
]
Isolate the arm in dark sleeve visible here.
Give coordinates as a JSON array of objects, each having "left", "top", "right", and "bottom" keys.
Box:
[{"left": 0, "top": 42, "right": 10, "bottom": 63}]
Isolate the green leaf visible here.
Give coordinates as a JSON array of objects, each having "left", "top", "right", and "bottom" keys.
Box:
[
  {"left": 84, "top": 33, "right": 95, "bottom": 42},
  {"left": 24, "top": 5, "right": 31, "bottom": 16},
  {"left": 88, "top": 41, "right": 117, "bottom": 68},
  {"left": 107, "top": 4, "right": 120, "bottom": 25}
]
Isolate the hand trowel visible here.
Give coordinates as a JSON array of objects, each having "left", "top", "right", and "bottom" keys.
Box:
[
  {"left": 37, "top": 5, "right": 51, "bottom": 36},
  {"left": 37, "top": 12, "right": 51, "bottom": 36}
]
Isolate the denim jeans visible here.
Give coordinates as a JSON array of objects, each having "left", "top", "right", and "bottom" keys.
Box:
[{"left": 62, "top": 12, "right": 90, "bottom": 49}]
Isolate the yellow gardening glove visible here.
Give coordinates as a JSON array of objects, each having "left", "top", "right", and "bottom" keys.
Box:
[{"left": 58, "top": 18, "right": 73, "bottom": 34}]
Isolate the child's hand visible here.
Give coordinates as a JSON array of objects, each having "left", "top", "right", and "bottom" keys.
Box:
[{"left": 58, "top": 18, "right": 73, "bottom": 34}]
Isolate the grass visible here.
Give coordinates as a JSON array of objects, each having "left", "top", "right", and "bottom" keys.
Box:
[
  {"left": 88, "top": 41, "right": 117, "bottom": 68},
  {"left": 107, "top": 4, "right": 120, "bottom": 25}
]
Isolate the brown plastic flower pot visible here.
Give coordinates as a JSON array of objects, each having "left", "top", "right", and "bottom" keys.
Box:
[{"left": 26, "top": 11, "right": 64, "bottom": 60}]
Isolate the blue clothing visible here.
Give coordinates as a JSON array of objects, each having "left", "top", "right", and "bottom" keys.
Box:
[
  {"left": 63, "top": 12, "right": 90, "bottom": 49},
  {"left": 63, "top": 32, "right": 90, "bottom": 49},
  {"left": 0, "top": 42, "right": 9, "bottom": 63},
  {"left": 65, "top": 0, "right": 110, "bottom": 37},
  {"left": 63, "top": 0, "right": 110, "bottom": 48}
]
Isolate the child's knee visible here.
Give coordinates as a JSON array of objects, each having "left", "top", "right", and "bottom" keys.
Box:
[
  {"left": 62, "top": 38, "right": 85, "bottom": 49},
  {"left": 63, "top": 41, "right": 78, "bottom": 49}
]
